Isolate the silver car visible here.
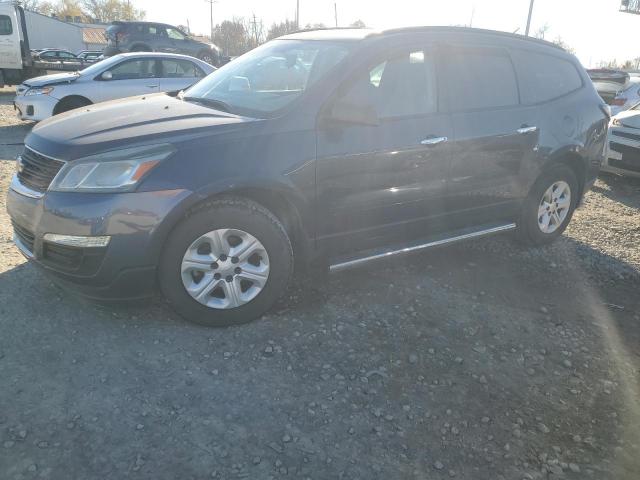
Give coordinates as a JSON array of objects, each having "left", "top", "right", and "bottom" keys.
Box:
[
  {"left": 14, "top": 52, "right": 215, "bottom": 121},
  {"left": 603, "top": 102, "right": 640, "bottom": 178}
]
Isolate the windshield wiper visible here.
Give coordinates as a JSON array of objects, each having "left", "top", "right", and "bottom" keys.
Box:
[{"left": 182, "top": 96, "right": 233, "bottom": 114}]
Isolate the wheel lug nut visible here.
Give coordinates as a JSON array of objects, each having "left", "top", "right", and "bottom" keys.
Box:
[
  {"left": 225, "top": 275, "right": 233, "bottom": 282},
  {"left": 211, "top": 262, "right": 219, "bottom": 269},
  {"left": 234, "top": 267, "right": 242, "bottom": 274},
  {"left": 231, "top": 257, "right": 239, "bottom": 264},
  {"left": 219, "top": 254, "right": 228, "bottom": 261},
  {"left": 214, "top": 273, "right": 221, "bottom": 280}
]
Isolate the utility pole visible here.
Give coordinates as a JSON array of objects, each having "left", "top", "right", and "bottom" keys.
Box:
[
  {"left": 334, "top": 3, "right": 338, "bottom": 27},
  {"left": 525, "top": 0, "right": 535, "bottom": 36},
  {"left": 205, "top": 0, "right": 217, "bottom": 41},
  {"left": 296, "top": 0, "right": 300, "bottom": 29}
]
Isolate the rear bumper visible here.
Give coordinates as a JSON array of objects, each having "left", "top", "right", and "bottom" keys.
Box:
[{"left": 6, "top": 177, "right": 191, "bottom": 300}]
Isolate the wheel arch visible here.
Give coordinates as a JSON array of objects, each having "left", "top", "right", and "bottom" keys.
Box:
[
  {"left": 542, "top": 146, "right": 588, "bottom": 202},
  {"left": 150, "top": 182, "right": 314, "bottom": 271},
  {"left": 52, "top": 95, "right": 93, "bottom": 115}
]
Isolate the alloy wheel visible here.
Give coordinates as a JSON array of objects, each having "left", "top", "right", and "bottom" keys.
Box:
[{"left": 537, "top": 181, "right": 571, "bottom": 234}]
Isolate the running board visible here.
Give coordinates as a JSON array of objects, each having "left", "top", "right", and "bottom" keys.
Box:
[{"left": 329, "top": 223, "right": 517, "bottom": 273}]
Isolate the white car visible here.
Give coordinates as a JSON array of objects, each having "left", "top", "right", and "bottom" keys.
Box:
[
  {"left": 611, "top": 76, "right": 640, "bottom": 116},
  {"left": 603, "top": 102, "right": 640, "bottom": 178},
  {"left": 14, "top": 52, "right": 215, "bottom": 121}
]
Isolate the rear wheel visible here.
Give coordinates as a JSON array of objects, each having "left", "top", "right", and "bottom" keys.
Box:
[
  {"left": 197, "top": 50, "right": 216, "bottom": 65},
  {"left": 158, "top": 197, "right": 293, "bottom": 327},
  {"left": 516, "top": 165, "right": 579, "bottom": 246}
]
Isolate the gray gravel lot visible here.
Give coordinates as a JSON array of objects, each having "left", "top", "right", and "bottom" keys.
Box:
[{"left": 1, "top": 87, "right": 639, "bottom": 480}]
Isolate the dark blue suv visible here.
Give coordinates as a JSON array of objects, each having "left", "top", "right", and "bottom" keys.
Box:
[{"left": 7, "top": 27, "right": 609, "bottom": 326}]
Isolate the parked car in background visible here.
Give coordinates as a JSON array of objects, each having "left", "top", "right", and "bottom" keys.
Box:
[
  {"left": 104, "top": 21, "right": 221, "bottom": 66},
  {"left": 611, "top": 76, "right": 640, "bottom": 115},
  {"left": 588, "top": 69, "right": 630, "bottom": 105},
  {"left": 32, "top": 49, "right": 78, "bottom": 62},
  {"left": 76, "top": 50, "right": 103, "bottom": 62},
  {"left": 14, "top": 52, "right": 214, "bottom": 121},
  {"left": 7, "top": 27, "right": 608, "bottom": 327},
  {"left": 603, "top": 102, "right": 640, "bottom": 178}
]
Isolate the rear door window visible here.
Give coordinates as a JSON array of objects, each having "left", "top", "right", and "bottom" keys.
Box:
[
  {"left": 512, "top": 50, "right": 583, "bottom": 104},
  {"left": 0, "top": 15, "right": 12, "bottom": 35},
  {"left": 161, "top": 59, "right": 203, "bottom": 78},
  {"left": 443, "top": 47, "right": 519, "bottom": 111}
]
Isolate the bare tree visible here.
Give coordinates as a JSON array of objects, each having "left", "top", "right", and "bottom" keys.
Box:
[
  {"left": 212, "top": 18, "right": 252, "bottom": 56},
  {"left": 350, "top": 19, "right": 366, "bottom": 28},
  {"left": 82, "top": 0, "right": 145, "bottom": 22},
  {"left": 266, "top": 19, "right": 297, "bottom": 41}
]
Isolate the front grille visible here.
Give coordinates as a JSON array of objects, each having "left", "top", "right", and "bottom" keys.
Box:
[
  {"left": 17, "top": 147, "right": 65, "bottom": 193},
  {"left": 12, "top": 222, "right": 35, "bottom": 253},
  {"left": 612, "top": 130, "right": 640, "bottom": 142}
]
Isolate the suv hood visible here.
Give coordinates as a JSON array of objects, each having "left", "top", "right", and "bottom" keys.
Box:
[
  {"left": 23, "top": 72, "right": 80, "bottom": 88},
  {"left": 26, "top": 94, "right": 258, "bottom": 160}
]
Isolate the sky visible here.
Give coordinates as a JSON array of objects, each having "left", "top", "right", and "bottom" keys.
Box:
[{"left": 133, "top": 0, "right": 639, "bottom": 67}]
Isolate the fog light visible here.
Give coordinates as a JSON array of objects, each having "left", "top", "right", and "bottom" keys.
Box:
[{"left": 43, "top": 233, "right": 111, "bottom": 248}]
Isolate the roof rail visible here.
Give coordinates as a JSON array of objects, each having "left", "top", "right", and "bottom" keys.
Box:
[
  {"left": 290, "top": 26, "right": 371, "bottom": 34},
  {"left": 379, "top": 26, "right": 565, "bottom": 51}
]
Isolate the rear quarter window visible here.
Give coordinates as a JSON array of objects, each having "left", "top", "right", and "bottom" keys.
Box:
[
  {"left": 512, "top": 50, "right": 583, "bottom": 104},
  {"left": 0, "top": 15, "right": 13, "bottom": 35}
]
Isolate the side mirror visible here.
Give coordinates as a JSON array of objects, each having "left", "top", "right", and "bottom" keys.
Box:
[
  {"left": 328, "top": 100, "right": 379, "bottom": 126},
  {"left": 101, "top": 71, "right": 113, "bottom": 80}
]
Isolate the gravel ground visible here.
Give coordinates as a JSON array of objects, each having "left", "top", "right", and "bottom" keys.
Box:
[{"left": 1, "top": 87, "right": 639, "bottom": 480}]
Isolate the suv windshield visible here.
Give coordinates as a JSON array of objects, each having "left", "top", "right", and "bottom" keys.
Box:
[{"left": 183, "top": 39, "right": 353, "bottom": 117}]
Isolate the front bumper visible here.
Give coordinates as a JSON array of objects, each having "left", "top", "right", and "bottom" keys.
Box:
[
  {"left": 7, "top": 175, "right": 191, "bottom": 300},
  {"left": 14, "top": 94, "right": 58, "bottom": 122},
  {"left": 602, "top": 126, "right": 640, "bottom": 178}
]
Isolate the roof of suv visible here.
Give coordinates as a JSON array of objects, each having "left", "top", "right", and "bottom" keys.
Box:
[{"left": 279, "top": 26, "right": 565, "bottom": 51}]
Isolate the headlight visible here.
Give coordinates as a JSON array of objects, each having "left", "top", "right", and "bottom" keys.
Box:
[
  {"left": 49, "top": 144, "right": 176, "bottom": 192},
  {"left": 25, "top": 86, "right": 54, "bottom": 96}
]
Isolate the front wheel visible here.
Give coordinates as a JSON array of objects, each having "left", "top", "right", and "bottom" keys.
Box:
[
  {"left": 158, "top": 197, "right": 293, "bottom": 327},
  {"left": 516, "top": 165, "right": 579, "bottom": 246}
]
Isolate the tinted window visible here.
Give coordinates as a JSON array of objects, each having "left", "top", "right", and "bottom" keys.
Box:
[
  {"left": 161, "top": 59, "right": 202, "bottom": 78},
  {"left": 513, "top": 51, "right": 583, "bottom": 104},
  {"left": 166, "top": 28, "right": 186, "bottom": 41},
  {"left": 149, "top": 25, "right": 166, "bottom": 36},
  {"left": 340, "top": 49, "right": 438, "bottom": 118},
  {"left": 109, "top": 59, "right": 157, "bottom": 80},
  {"left": 444, "top": 48, "right": 519, "bottom": 111},
  {"left": 58, "top": 51, "right": 76, "bottom": 59},
  {"left": 0, "top": 15, "right": 12, "bottom": 35}
]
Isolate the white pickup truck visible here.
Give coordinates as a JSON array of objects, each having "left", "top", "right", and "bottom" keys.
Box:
[{"left": 0, "top": 2, "right": 90, "bottom": 87}]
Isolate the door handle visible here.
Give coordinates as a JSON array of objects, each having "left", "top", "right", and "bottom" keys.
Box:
[
  {"left": 420, "top": 136, "right": 448, "bottom": 146},
  {"left": 517, "top": 125, "right": 538, "bottom": 134}
]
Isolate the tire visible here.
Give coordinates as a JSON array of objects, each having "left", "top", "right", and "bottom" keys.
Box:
[
  {"left": 197, "top": 50, "right": 216, "bottom": 65},
  {"left": 516, "top": 164, "right": 579, "bottom": 246},
  {"left": 54, "top": 97, "right": 92, "bottom": 115},
  {"left": 158, "top": 197, "right": 294, "bottom": 327}
]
